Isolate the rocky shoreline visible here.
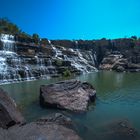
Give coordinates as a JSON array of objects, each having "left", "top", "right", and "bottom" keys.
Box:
[
  {"left": 0, "top": 113, "right": 82, "bottom": 140},
  {"left": 99, "top": 52, "right": 140, "bottom": 72},
  {"left": 0, "top": 80, "right": 139, "bottom": 140},
  {"left": 0, "top": 80, "right": 97, "bottom": 140}
]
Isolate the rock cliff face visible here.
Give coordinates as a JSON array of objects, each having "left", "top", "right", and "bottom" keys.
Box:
[
  {"left": 0, "top": 34, "right": 98, "bottom": 84},
  {"left": 100, "top": 51, "right": 140, "bottom": 72},
  {"left": 0, "top": 34, "right": 140, "bottom": 84}
]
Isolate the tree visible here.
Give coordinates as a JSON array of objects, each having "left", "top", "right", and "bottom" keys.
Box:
[
  {"left": 131, "top": 36, "right": 137, "bottom": 40},
  {"left": 40, "top": 38, "right": 48, "bottom": 46},
  {"left": 0, "top": 18, "right": 21, "bottom": 34},
  {"left": 32, "top": 33, "right": 40, "bottom": 44}
]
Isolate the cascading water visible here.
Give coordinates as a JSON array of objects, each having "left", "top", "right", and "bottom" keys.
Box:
[
  {"left": 0, "top": 34, "right": 98, "bottom": 84},
  {"left": 35, "top": 56, "right": 49, "bottom": 78},
  {"left": 48, "top": 40, "right": 98, "bottom": 73},
  {"left": 0, "top": 34, "right": 19, "bottom": 83},
  {"left": 0, "top": 34, "right": 38, "bottom": 82}
]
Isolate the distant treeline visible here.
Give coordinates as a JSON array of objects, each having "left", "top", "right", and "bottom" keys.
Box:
[
  {"left": 0, "top": 18, "right": 49, "bottom": 46},
  {"left": 0, "top": 17, "right": 140, "bottom": 51}
]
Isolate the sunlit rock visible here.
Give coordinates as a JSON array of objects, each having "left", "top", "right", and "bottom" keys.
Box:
[{"left": 40, "top": 80, "right": 96, "bottom": 112}]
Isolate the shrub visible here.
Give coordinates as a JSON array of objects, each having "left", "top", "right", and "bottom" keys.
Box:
[
  {"left": 63, "top": 69, "right": 71, "bottom": 77},
  {"left": 32, "top": 33, "right": 40, "bottom": 44},
  {"left": 55, "top": 59, "right": 63, "bottom": 66}
]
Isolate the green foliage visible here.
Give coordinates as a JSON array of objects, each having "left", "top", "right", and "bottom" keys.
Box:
[
  {"left": 0, "top": 18, "right": 21, "bottom": 34},
  {"left": 55, "top": 59, "right": 63, "bottom": 66},
  {"left": 63, "top": 69, "right": 71, "bottom": 77},
  {"left": 32, "top": 33, "right": 40, "bottom": 44},
  {"left": 40, "top": 38, "right": 48, "bottom": 46},
  {"left": 0, "top": 18, "right": 40, "bottom": 44},
  {"left": 17, "top": 32, "right": 33, "bottom": 43},
  {"left": 131, "top": 36, "right": 137, "bottom": 40}
]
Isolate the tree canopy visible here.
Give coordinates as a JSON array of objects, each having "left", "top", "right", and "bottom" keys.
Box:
[{"left": 0, "top": 18, "right": 21, "bottom": 34}]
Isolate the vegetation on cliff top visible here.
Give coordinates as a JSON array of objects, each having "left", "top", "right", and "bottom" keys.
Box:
[
  {"left": 0, "top": 18, "right": 21, "bottom": 35},
  {"left": 0, "top": 18, "right": 48, "bottom": 46},
  {"left": 0, "top": 17, "right": 140, "bottom": 51}
]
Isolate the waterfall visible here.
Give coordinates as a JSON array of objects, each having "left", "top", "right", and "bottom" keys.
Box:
[
  {"left": 0, "top": 34, "right": 18, "bottom": 83},
  {"left": 71, "top": 49, "right": 98, "bottom": 73},
  {"left": 75, "top": 40, "right": 78, "bottom": 49},
  {"left": 52, "top": 46, "right": 63, "bottom": 58},
  {"left": 48, "top": 40, "right": 63, "bottom": 59},
  {"left": 48, "top": 58, "right": 52, "bottom": 66},
  {"left": 0, "top": 34, "right": 15, "bottom": 52},
  {"left": 0, "top": 34, "right": 98, "bottom": 84},
  {"left": 35, "top": 56, "right": 48, "bottom": 78},
  {"left": 0, "top": 34, "right": 35, "bottom": 83}
]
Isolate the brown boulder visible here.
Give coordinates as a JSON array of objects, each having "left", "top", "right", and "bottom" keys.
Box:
[
  {"left": 0, "top": 88, "right": 25, "bottom": 128},
  {"left": 40, "top": 80, "right": 96, "bottom": 112},
  {"left": 0, "top": 113, "right": 82, "bottom": 140}
]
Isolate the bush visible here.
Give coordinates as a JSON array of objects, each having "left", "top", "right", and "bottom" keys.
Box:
[
  {"left": 0, "top": 18, "right": 21, "bottom": 35},
  {"left": 32, "top": 33, "right": 40, "bottom": 44},
  {"left": 63, "top": 69, "right": 71, "bottom": 77},
  {"left": 55, "top": 59, "right": 63, "bottom": 66},
  {"left": 40, "top": 38, "right": 48, "bottom": 47}
]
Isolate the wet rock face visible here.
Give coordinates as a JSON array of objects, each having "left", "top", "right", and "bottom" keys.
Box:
[
  {"left": 40, "top": 80, "right": 96, "bottom": 112},
  {"left": 0, "top": 34, "right": 98, "bottom": 84},
  {"left": 0, "top": 113, "right": 82, "bottom": 140},
  {"left": 100, "top": 52, "right": 140, "bottom": 72},
  {"left": 99, "top": 54, "right": 123, "bottom": 70},
  {"left": 0, "top": 88, "right": 25, "bottom": 129}
]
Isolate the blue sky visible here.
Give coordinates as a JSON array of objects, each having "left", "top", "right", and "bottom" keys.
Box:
[{"left": 0, "top": 0, "right": 140, "bottom": 39}]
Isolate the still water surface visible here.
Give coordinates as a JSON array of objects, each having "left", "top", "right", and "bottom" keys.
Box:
[{"left": 0, "top": 71, "right": 140, "bottom": 140}]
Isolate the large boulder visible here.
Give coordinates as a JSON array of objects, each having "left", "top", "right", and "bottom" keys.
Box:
[
  {"left": 115, "top": 65, "right": 125, "bottom": 72},
  {"left": 0, "top": 88, "right": 25, "bottom": 128},
  {"left": 40, "top": 80, "right": 96, "bottom": 112},
  {"left": 0, "top": 113, "right": 82, "bottom": 140},
  {"left": 99, "top": 54, "right": 123, "bottom": 70}
]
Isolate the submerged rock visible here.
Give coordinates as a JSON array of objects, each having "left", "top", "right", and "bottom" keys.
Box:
[
  {"left": 40, "top": 80, "right": 96, "bottom": 112},
  {"left": 0, "top": 88, "right": 25, "bottom": 128},
  {"left": 99, "top": 119, "right": 139, "bottom": 140},
  {"left": 36, "top": 113, "right": 73, "bottom": 127},
  {"left": 0, "top": 113, "right": 82, "bottom": 140}
]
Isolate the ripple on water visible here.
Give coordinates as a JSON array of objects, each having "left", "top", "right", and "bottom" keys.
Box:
[{"left": 97, "top": 87, "right": 140, "bottom": 105}]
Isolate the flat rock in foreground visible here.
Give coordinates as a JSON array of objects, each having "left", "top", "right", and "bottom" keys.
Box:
[
  {"left": 40, "top": 80, "right": 96, "bottom": 112},
  {"left": 0, "top": 113, "right": 82, "bottom": 140},
  {"left": 0, "top": 88, "right": 25, "bottom": 128}
]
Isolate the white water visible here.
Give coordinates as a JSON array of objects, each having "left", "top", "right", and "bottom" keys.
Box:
[
  {"left": 48, "top": 40, "right": 98, "bottom": 73},
  {"left": 0, "top": 34, "right": 35, "bottom": 82},
  {"left": 0, "top": 35, "right": 98, "bottom": 84}
]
